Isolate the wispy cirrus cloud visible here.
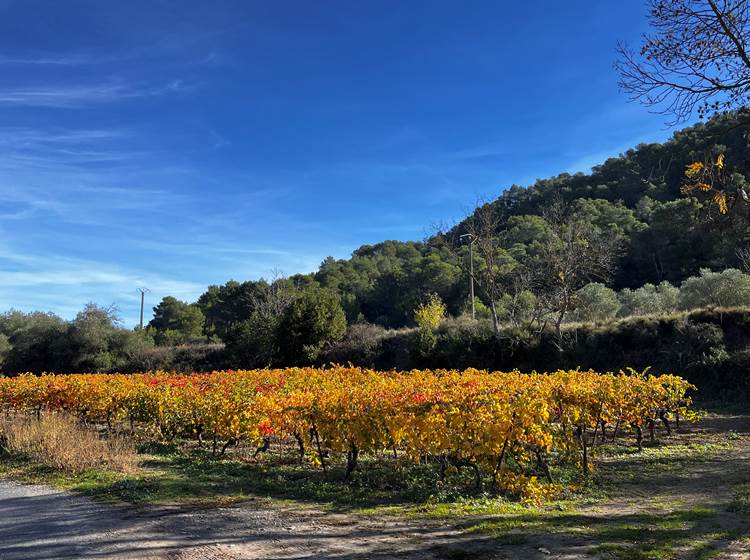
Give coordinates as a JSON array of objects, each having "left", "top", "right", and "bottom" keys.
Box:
[
  {"left": 0, "top": 53, "right": 109, "bottom": 66},
  {"left": 0, "top": 125, "right": 139, "bottom": 175},
  {"left": 0, "top": 80, "right": 189, "bottom": 108},
  {"left": 0, "top": 33, "right": 225, "bottom": 67},
  {"left": 0, "top": 245, "right": 204, "bottom": 323},
  {"left": 0, "top": 123, "right": 192, "bottom": 228},
  {"left": 0, "top": 127, "right": 130, "bottom": 143}
]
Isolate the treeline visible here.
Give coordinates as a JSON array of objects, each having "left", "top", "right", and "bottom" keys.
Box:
[
  {"left": 4, "top": 113, "right": 750, "bottom": 389},
  {"left": 144, "top": 113, "right": 750, "bottom": 338},
  {"left": 3, "top": 262, "right": 750, "bottom": 393},
  {"left": 0, "top": 305, "right": 152, "bottom": 374},
  {"left": 322, "top": 307, "right": 750, "bottom": 399},
  {"left": 0, "top": 283, "right": 347, "bottom": 374}
]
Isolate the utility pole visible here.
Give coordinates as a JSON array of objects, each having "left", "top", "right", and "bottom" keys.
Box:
[
  {"left": 459, "top": 234, "right": 476, "bottom": 320},
  {"left": 137, "top": 287, "right": 150, "bottom": 330}
]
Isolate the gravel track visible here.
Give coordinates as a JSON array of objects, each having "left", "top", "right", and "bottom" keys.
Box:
[{"left": 0, "top": 480, "right": 478, "bottom": 560}]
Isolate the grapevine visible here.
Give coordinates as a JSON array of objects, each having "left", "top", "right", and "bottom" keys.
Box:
[{"left": 0, "top": 367, "right": 695, "bottom": 504}]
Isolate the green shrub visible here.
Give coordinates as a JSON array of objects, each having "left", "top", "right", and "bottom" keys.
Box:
[
  {"left": 618, "top": 281, "right": 679, "bottom": 316},
  {"left": 678, "top": 268, "right": 750, "bottom": 310},
  {"left": 279, "top": 287, "right": 347, "bottom": 365},
  {"left": 573, "top": 283, "right": 620, "bottom": 322}
]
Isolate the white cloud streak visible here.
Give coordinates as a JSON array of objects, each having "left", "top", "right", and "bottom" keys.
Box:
[
  {"left": 0, "top": 80, "right": 189, "bottom": 108},
  {"left": 0, "top": 54, "right": 106, "bottom": 66},
  {"left": 0, "top": 246, "right": 203, "bottom": 324}
]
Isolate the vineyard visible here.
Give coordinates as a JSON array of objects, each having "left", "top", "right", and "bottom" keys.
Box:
[{"left": 0, "top": 367, "right": 695, "bottom": 504}]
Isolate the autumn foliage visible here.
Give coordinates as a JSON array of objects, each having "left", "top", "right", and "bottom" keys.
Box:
[{"left": 0, "top": 367, "right": 694, "bottom": 503}]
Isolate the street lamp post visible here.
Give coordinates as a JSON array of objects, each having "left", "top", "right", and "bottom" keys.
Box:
[{"left": 459, "top": 233, "right": 476, "bottom": 320}]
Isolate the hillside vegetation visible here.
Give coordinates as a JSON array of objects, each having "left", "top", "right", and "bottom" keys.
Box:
[{"left": 3, "top": 114, "right": 750, "bottom": 390}]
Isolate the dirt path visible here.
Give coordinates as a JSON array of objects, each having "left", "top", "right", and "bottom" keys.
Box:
[
  {"left": 0, "top": 479, "right": 482, "bottom": 560},
  {"left": 537, "top": 412, "right": 750, "bottom": 560},
  {"left": 1, "top": 413, "right": 749, "bottom": 560}
]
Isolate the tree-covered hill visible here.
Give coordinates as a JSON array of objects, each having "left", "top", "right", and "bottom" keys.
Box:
[
  {"left": 312, "top": 113, "right": 750, "bottom": 328},
  {"left": 5, "top": 114, "right": 750, "bottom": 378}
]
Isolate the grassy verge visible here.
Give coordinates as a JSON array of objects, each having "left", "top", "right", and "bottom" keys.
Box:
[{"left": 2, "top": 439, "right": 506, "bottom": 508}]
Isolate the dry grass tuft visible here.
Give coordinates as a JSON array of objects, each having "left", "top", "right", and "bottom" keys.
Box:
[{"left": 0, "top": 413, "right": 138, "bottom": 474}]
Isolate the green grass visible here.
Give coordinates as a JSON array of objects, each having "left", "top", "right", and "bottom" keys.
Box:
[
  {"left": 729, "top": 483, "right": 750, "bottom": 514},
  {"left": 0, "top": 418, "right": 739, "bottom": 511},
  {"left": 418, "top": 504, "right": 745, "bottom": 560},
  {"left": 1, "top": 441, "right": 497, "bottom": 508},
  {"left": 583, "top": 513, "right": 740, "bottom": 560},
  {"left": 691, "top": 531, "right": 746, "bottom": 560},
  {"left": 0, "top": 454, "right": 129, "bottom": 497}
]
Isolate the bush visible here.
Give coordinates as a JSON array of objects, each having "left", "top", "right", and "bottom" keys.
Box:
[
  {"left": 320, "top": 323, "right": 417, "bottom": 369},
  {"left": 121, "top": 343, "right": 227, "bottom": 373},
  {"left": 320, "top": 323, "right": 391, "bottom": 365},
  {"left": 414, "top": 293, "right": 446, "bottom": 355},
  {"left": 414, "top": 293, "right": 446, "bottom": 331},
  {"left": 278, "top": 287, "right": 347, "bottom": 364},
  {"left": 495, "top": 290, "right": 537, "bottom": 325},
  {"left": 678, "top": 268, "right": 750, "bottom": 310},
  {"left": 416, "top": 316, "right": 499, "bottom": 370},
  {"left": 0, "top": 334, "right": 11, "bottom": 370},
  {"left": 693, "top": 347, "right": 750, "bottom": 400},
  {"left": 671, "top": 321, "right": 728, "bottom": 368},
  {"left": 573, "top": 283, "right": 620, "bottom": 322},
  {"left": 224, "top": 311, "right": 280, "bottom": 368},
  {"left": 618, "top": 281, "right": 679, "bottom": 317}
]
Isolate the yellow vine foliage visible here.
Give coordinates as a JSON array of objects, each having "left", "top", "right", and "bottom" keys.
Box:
[
  {"left": 713, "top": 191, "right": 729, "bottom": 214},
  {"left": 0, "top": 367, "right": 695, "bottom": 504},
  {"left": 685, "top": 161, "right": 705, "bottom": 177}
]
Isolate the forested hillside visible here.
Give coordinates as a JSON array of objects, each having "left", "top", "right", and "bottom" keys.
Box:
[
  {"left": 4, "top": 113, "right": 750, "bottom": 384},
  {"left": 312, "top": 112, "right": 750, "bottom": 327}
]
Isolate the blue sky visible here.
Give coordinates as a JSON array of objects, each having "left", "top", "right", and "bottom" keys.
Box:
[{"left": 0, "top": 1, "right": 681, "bottom": 326}]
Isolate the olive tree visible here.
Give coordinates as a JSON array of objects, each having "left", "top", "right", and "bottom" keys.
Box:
[
  {"left": 573, "top": 283, "right": 621, "bottom": 323},
  {"left": 619, "top": 282, "right": 680, "bottom": 316},
  {"left": 678, "top": 267, "right": 750, "bottom": 308}
]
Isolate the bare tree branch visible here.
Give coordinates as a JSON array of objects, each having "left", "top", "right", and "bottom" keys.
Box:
[{"left": 615, "top": 0, "right": 750, "bottom": 124}]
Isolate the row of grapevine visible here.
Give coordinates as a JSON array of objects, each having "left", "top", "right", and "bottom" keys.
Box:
[{"left": 0, "top": 367, "right": 695, "bottom": 503}]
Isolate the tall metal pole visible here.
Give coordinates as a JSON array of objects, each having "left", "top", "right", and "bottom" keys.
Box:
[
  {"left": 137, "top": 287, "right": 150, "bottom": 330},
  {"left": 460, "top": 234, "right": 476, "bottom": 320},
  {"left": 469, "top": 238, "right": 475, "bottom": 320}
]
